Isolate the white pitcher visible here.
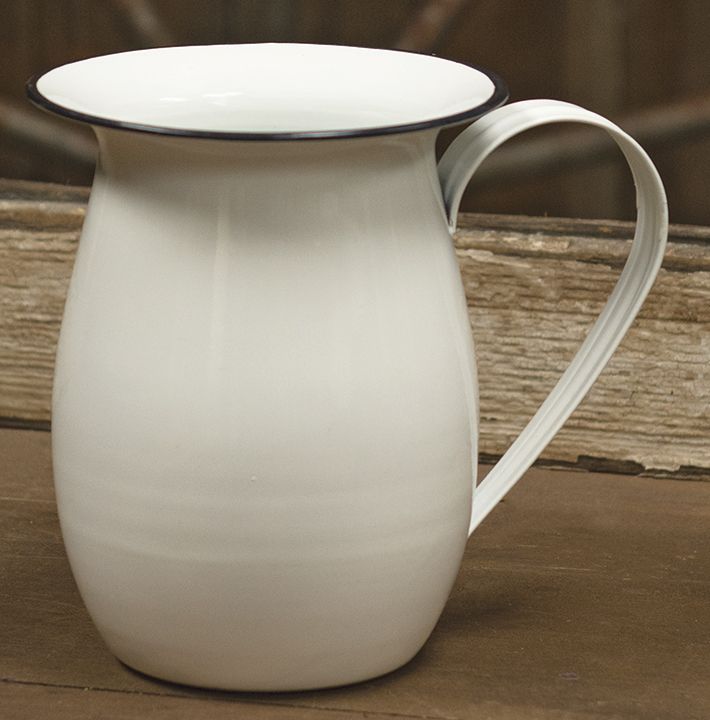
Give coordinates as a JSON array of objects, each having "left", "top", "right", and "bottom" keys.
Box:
[{"left": 28, "top": 44, "right": 667, "bottom": 691}]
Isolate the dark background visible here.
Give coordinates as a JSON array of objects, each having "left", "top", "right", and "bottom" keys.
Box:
[{"left": 3, "top": 0, "right": 709, "bottom": 224}]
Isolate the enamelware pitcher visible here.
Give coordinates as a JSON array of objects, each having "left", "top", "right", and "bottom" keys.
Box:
[{"left": 28, "top": 44, "right": 667, "bottom": 691}]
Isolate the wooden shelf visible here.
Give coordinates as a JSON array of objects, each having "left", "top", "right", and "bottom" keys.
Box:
[
  {"left": 1, "top": 180, "right": 709, "bottom": 479},
  {"left": 2, "top": 427, "right": 709, "bottom": 719}
]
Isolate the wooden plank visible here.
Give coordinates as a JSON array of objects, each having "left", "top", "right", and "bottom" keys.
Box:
[
  {"left": 563, "top": 0, "right": 627, "bottom": 220},
  {"left": 0, "top": 682, "right": 380, "bottom": 720},
  {"left": 1, "top": 427, "right": 709, "bottom": 719},
  {"left": 0, "top": 182, "right": 708, "bottom": 477},
  {"left": 456, "top": 218, "right": 710, "bottom": 477},
  {"left": 0, "top": 184, "right": 84, "bottom": 428}
]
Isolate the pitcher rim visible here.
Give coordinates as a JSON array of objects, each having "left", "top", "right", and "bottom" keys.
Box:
[{"left": 26, "top": 43, "right": 509, "bottom": 142}]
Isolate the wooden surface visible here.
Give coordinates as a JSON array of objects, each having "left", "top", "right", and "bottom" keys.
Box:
[
  {"left": 0, "top": 179, "right": 708, "bottom": 478},
  {"left": 1, "top": 427, "right": 709, "bottom": 719},
  {"left": 457, "top": 215, "right": 710, "bottom": 477}
]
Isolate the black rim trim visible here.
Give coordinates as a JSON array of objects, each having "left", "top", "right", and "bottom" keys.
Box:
[{"left": 25, "top": 59, "right": 508, "bottom": 141}]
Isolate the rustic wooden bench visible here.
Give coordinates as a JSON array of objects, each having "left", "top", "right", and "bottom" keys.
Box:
[{"left": 2, "top": 180, "right": 708, "bottom": 718}]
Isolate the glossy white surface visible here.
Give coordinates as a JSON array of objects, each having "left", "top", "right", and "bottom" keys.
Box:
[
  {"left": 35, "top": 44, "right": 498, "bottom": 134},
  {"left": 53, "top": 129, "right": 477, "bottom": 690},
  {"left": 43, "top": 45, "right": 667, "bottom": 691}
]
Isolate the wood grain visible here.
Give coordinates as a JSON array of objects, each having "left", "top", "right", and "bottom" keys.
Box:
[
  {"left": 2, "top": 427, "right": 709, "bottom": 720},
  {"left": 0, "top": 180, "right": 708, "bottom": 477},
  {"left": 1, "top": 683, "right": 392, "bottom": 720},
  {"left": 457, "top": 216, "right": 710, "bottom": 477}
]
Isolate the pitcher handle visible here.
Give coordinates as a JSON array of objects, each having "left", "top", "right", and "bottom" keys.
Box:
[{"left": 438, "top": 100, "right": 668, "bottom": 536}]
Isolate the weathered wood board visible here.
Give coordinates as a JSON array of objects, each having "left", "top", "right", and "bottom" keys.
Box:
[
  {"left": 0, "top": 180, "right": 708, "bottom": 477},
  {"left": 457, "top": 215, "right": 710, "bottom": 477}
]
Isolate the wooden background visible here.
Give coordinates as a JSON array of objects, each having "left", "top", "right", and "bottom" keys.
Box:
[
  {"left": 1, "top": 181, "right": 708, "bottom": 480},
  {"left": 1, "top": 0, "right": 709, "bottom": 224},
  {"left": 0, "top": 3, "right": 708, "bottom": 475}
]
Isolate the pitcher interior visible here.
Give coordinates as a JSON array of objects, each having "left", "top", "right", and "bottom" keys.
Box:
[{"left": 30, "top": 44, "right": 506, "bottom": 138}]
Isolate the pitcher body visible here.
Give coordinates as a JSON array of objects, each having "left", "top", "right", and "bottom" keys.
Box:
[{"left": 52, "top": 128, "right": 479, "bottom": 689}]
